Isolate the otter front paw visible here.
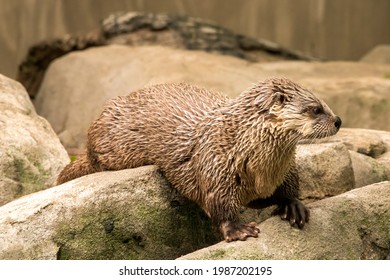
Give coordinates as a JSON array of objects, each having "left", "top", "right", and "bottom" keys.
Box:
[
  {"left": 272, "top": 199, "right": 310, "bottom": 229},
  {"left": 220, "top": 221, "right": 260, "bottom": 242}
]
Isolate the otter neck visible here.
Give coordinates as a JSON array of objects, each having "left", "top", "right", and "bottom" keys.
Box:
[{"left": 227, "top": 108, "right": 301, "bottom": 200}]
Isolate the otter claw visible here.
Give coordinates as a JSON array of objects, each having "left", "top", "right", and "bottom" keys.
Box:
[
  {"left": 221, "top": 221, "right": 260, "bottom": 242},
  {"left": 272, "top": 199, "right": 310, "bottom": 229}
]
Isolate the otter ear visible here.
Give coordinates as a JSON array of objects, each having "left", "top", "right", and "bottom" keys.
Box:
[
  {"left": 276, "top": 93, "right": 286, "bottom": 105},
  {"left": 253, "top": 92, "right": 274, "bottom": 110}
]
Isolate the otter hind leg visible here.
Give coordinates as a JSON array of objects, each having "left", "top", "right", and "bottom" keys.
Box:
[{"left": 56, "top": 154, "right": 96, "bottom": 185}]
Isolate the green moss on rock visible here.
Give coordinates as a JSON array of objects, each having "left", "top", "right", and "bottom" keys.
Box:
[
  {"left": 208, "top": 248, "right": 227, "bottom": 259},
  {"left": 53, "top": 189, "right": 218, "bottom": 260},
  {"left": 10, "top": 151, "right": 51, "bottom": 198}
]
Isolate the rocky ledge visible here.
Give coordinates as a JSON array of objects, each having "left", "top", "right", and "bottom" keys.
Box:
[{"left": 179, "top": 181, "right": 390, "bottom": 260}]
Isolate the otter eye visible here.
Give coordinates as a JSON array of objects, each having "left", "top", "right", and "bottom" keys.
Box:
[{"left": 312, "top": 106, "right": 323, "bottom": 115}]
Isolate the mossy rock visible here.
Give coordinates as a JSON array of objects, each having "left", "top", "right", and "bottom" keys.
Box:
[{"left": 0, "top": 166, "right": 220, "bottom": 260}]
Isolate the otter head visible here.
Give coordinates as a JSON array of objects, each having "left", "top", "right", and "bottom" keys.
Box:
[{"left": 252, "top": 78, "right": 341, "bottom": 140}]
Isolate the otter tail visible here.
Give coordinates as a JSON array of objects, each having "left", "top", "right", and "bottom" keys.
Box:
[{"left": 56, "top": 154, "right": 96, "bottom": 185}]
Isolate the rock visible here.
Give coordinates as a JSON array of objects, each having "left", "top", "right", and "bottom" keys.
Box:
[
  {"left": 178, "top": 181, "right": 390, "bottom": 260},
  {"left": 0, "top": 74, "right": 69, "bottom": 206},
  {"left": 297, "top": 128, "right": 390, "bottom": 198},
  {"left": 360, "top": 45, "right": 390, "bottom": 64},
  {"left": 331, "top": 128, "right": 390, "bottom": 188},
  {"left": 33, "top": 45, "right": 390, "bottom": 150},
  {"left": 0, "top": 166, "right": 219, "bottom": 260},
  {"left": 16, "top": 32, "right": 103, "bottom": 100},
  {"left": 296, "top": 142, "right": 354, "bottom": 200},
  {"left": 349, "top": 151, "right": 389, "bottom": 188},
  {"left": 333, "top": 128, "right": 389, "bottom": 158}
]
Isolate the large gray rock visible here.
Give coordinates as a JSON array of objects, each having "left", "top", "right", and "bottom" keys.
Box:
[
  {"left": 0, "top": 166, "right": 218, "bottom": 260},
  {"left": 179, "top": 181, "right": 390, "bottom": 260},
  {"left": 332, "top": 128, "right": 390, "bottom": 188},
  {"left": 34, "top": 45, "right": 390, "bottom": 150},
  {"left": 297, "top": 142, "right": 354, "bottom": 200},
  {"left": 296, "top": 128, "right": 390, "bottom": 200},
  {"left": 0, "top": 74, "right": 69, "bottom": 206},
  {"left": 334, "top": 128, "right": 390, "bottom": 158}
]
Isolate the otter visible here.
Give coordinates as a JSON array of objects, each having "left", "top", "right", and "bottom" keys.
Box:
[{"left": 57, "top": 78, "right": 341, "bottom": 242}]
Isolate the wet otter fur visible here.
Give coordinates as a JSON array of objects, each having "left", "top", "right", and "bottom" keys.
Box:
[{"left": 57, "top": 78, "right": 341, "bottom": 242}]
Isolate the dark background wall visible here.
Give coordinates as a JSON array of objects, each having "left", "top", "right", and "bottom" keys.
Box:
[{"left": 1, "top": 0, "right": 389, "bottom": 78}]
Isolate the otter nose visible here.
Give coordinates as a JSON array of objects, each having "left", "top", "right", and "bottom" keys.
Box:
[{"left": 334, "top": 116, "right": 342, "bottom": 129}]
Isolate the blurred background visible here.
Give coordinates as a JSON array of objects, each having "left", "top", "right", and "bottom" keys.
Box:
[
  {"left": 1, "top": 1, "right": 390, "bottom": 259},
  {"left": 1, "top": 0, "right": 390, "bottom": 79}
]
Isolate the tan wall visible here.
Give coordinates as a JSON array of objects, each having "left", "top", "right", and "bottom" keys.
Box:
[{"left": 1, "top": 0, "right": 390, "bottom": 79}]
